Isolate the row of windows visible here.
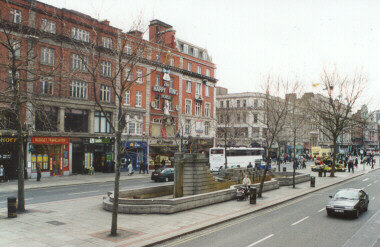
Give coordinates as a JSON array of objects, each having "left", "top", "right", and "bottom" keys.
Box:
[
  {"left": 186, "top": 62, "right": 211, "bottom": 76},
  {"left": 8, "top": 9, "right": 213, "bottom": 79},
  {"left": 219, "top": 99, "right": 260, "bottom": 108},
  {"left": 185, "top": 100, "right": 211, "bottom": 117},
  {"left": 178, "top": 42, "right": 208, "bottom": 61},
  {"left": 219, "top": 113, "right": 258, "bottom": 124},
  {"left": 125, "top": 91, "right": 143, "bottom": 107},
  {"left": 185, "top": 81, "right": 210, "bottom": 97},
  {"left": 184, "top": 120, "right": 210, "bottom": 135}
]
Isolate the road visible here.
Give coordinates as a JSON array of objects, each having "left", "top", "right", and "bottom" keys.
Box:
[
  {"left": 158, "top": 169, "right": 380, "bottom": 247},
  {"left": 0, "top": 177, "right": 169, "bottom": 209}
]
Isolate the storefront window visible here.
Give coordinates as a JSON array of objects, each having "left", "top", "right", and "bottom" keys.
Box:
[{"left": 94, "top": 111, "right": 111, "bottom": 133}]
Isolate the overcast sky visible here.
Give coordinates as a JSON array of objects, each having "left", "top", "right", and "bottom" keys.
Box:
[{"left": 40, "top": 0, "right": 380, "bottom": 110}]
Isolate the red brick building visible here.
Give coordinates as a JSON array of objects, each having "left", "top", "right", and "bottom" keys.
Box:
[{"left": 0, "top": 0, "right": 217, "bottom": 179}]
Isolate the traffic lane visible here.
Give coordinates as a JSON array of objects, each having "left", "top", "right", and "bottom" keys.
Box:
[
  {"left": 166, "top": 170, "right": 378, "bottom": 247},
  {"left": 0, "top": 177, "right": 167, "bottom": 208},
  {"left": 264, "top": 171, "right": 380, "bottom": 247}
]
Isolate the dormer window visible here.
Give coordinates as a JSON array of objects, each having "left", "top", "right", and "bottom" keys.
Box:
[
  {"left": 189, "top": 47, "right": 194, "bottom": 55},
  {"left": 179, "top": 43, "right": 184, "bottom": 51},
  {"left": 184, "top": 44, "right": 188, "bottom": 54}
]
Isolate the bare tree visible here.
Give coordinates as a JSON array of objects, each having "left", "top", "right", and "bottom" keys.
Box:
[
  {"left": 0, "top": 6, "right": 63, "bottom": 211},
  {"left": 66, "top": 19, "right": 166, "bottom": 235},
  {"left": 285, "top": 91, "right": 308, "bottom": 188},
  {"left": 257, "top": 76, "right": 293, "bottom": 198},
  {"left": 216, "top": 106, "right": 239, "bottom": 168},
  {"left": 305, "top": 69, "right": 366, "bottom": 177}
]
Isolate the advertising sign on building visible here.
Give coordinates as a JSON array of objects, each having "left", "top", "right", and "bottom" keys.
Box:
[{"left": 195, "top": 120, "right": 203, "bottom": 133}]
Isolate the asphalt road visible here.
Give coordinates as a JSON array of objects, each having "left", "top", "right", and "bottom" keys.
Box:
[
  {"left": 158, "top": 169, "right": 380, "bottom": 247},
  {"left": 0, "top": 176, "right": 170, "bottom": 209}
]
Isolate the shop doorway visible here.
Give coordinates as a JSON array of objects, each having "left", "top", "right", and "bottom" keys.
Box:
[{"left": 72, "top": 143, "right": 84, "bottom": 174}]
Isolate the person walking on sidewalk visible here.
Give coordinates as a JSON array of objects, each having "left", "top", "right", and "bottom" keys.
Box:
[
  {"left": 348, "top": 159, "right": 354, "bottom": 174},
  {"left": 36, "top": 163, "right": 42, "bottom": 182},
  {"left": 355, "top": 157, "right": 358, "bottom": 169},
  {"left": 128, "top": 162, "right": 133, "bottom": 176}
]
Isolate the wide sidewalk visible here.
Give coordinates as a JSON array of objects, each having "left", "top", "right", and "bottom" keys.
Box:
[
  {"left": 0, "top": 172, "right": 151, "bottom": 193},
  {"left": 0, "top": 163, "right": 378, "bottom": 247}
]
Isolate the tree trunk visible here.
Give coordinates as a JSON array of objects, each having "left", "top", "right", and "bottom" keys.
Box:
[
  {"left": 17, "top": 136, "right": 25, "bottom": 212},
  {"left": 292, "top": 138, "right": 296, "bottom": 188},
  {"left": 330, "top": 138, "right": 337, "bottom": 177},
  {"left": 15, "top": 83, "right": 25, "bottom": 212},
  {"left": 110, "top": 107, "right": 122, "bottom": 236},
  {"left": 258, "top": 149, "right": 270, "bottom": 198},
  {"left": 224, "top": 131, "right": 227, "bottom": 169}
]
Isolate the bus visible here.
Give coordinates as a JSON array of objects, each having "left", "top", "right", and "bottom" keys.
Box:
[{"left": 209, "top": 147, "right": 265, "bottom": 171}]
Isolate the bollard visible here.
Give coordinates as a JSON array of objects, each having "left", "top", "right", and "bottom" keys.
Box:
[
  {"left": 283, "top": 167, "right": 286, "bottom": 172},
  {"left": 310, "top": 176, "right": 315, "bottom": 187},
  {"left": 8, "top": 197, "right": 17, "bottom": 218},
  {"left": 249, "top": 187, "right": 257, "bottom": 204},
  {"left": 318, "top": 170, "right": 323, "bottom": 177}
]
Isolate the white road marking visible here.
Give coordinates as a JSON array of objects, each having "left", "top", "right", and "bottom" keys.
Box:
[
  {"left": 367, "top": 184, "right": 372, "bottom": 187},
  {"left": 360, "top": 187, "right": 365, "bottom": 190},
  {"left": 68, "top": 190, "right": 99, "bottom": 195},
  {"left": 247, "top": 234, "right": 274, "bottom": 247},
  {"left": 291, "top": 216, "right": 309, "bottom": 226},
  {"left": 373, "top": 197, "right": 375, "bottom": 200},
  {"left": 318, "top": 208, "right": 325, "bottom": 212},
  {"left": 362, "top": 178, "right": 369, "bottom": 182},
  {"left": 373, "top": 180, "right": 378, "bottom": 183}
]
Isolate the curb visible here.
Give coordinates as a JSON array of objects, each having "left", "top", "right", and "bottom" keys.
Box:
[
  {"left": 143, "top": 167, "right": 379, "bottom": 247},
  {"left": 0, "top": 176, "right": 150, "bottom": 193}
]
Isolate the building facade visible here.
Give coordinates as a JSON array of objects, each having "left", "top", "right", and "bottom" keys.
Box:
[
  {"left": 215, "top": 87, "right": 266, "bottom": 147},
  {"left": 0, "top": 0, "right": 216, "bottom": 179}
]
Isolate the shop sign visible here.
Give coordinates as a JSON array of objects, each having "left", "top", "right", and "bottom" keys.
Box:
[
  {"left": 0, "top": 137, "right": 17, "bottom": 143},
  {"left": 153, "top": 86, "right": 165, "bottom": 93},
  {"left": 89, "top": 138, "right": 111, "bottom": 144},
  {"left": 31, "top": 137, "right": 69, "bottom": 144},
  {"left": 163, "top": 81, "right": 170, "bottom": 87},
  {"left": 161, "top": 94, "right": 172, "bottom": 100},
  {"left": 168, "top": 88, "right": 177, "bottom": 95}
]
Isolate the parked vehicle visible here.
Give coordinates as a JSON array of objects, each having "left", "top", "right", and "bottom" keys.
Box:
[
  {"left": 326, "top": 188, "right": 369, "bottom": 218},
  {"left": 151, "top": 168, "right": 174, "bottom": 182},
  {"left": 236, "top": 185, "right": 249, "bottom": 201}
]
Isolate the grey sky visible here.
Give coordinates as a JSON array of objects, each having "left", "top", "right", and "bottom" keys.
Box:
[{"left": 40, "top": 0, "right": 380, "bottom": 110}]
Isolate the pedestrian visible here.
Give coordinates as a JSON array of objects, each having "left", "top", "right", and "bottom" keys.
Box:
[
  {"left": 141, "top": 161, "right": 146, "bottom": 174},
  {"left": 36, "top": 163, "right": 41, "bottom": 181},
  {"left": 371, "top": 158, "right": 375, "bottom": 169},
  {"left": 128, "top": 162, "right": 133, "bottom": 176},
  {"left": 137, "top": 161, "right": 141, "bottom": 174},
  {"left": 348, "top": 159, "right": 354, "bottom": 173},
  {"left": 302, "top": 159, "right": 306, "bottom": 169},
  {"left": 161, "top": 159, "right": 166, "bottom": 169},
  {"left": 247, "top": 162, "right": 253, "bottom": 168},
  {"left": 355, "top": 157, "right": 358, "bottom": 168}
]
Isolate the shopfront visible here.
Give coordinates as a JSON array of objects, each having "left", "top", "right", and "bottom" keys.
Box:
[
  {"left": 0, "top": 136, "right": 23, "bottom": 180},
  {"left": 83, "top": 138, "right": 114, "bottom": 173},
  {"left": 29, "top": 137, "right": 70, "bottom": 178},
  {"left": 121, "top": 141, "right": 147, "bottom": 172},
  {"left": 149, "top": 139, "right": 178, "bottom": 169}
]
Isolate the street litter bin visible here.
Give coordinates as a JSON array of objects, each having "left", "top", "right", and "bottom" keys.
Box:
[
  {"left": 310, "top": 176, "right": 315, "bottom": 187},
  {"left": 250, "top": 187, "right": 257, "bottom": 204},
  {"left": 8, "top": 197, "right": 17, "bottom": 218},
  {"left": 283, "top": 167, "right": 286, "bottom": 172}
]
